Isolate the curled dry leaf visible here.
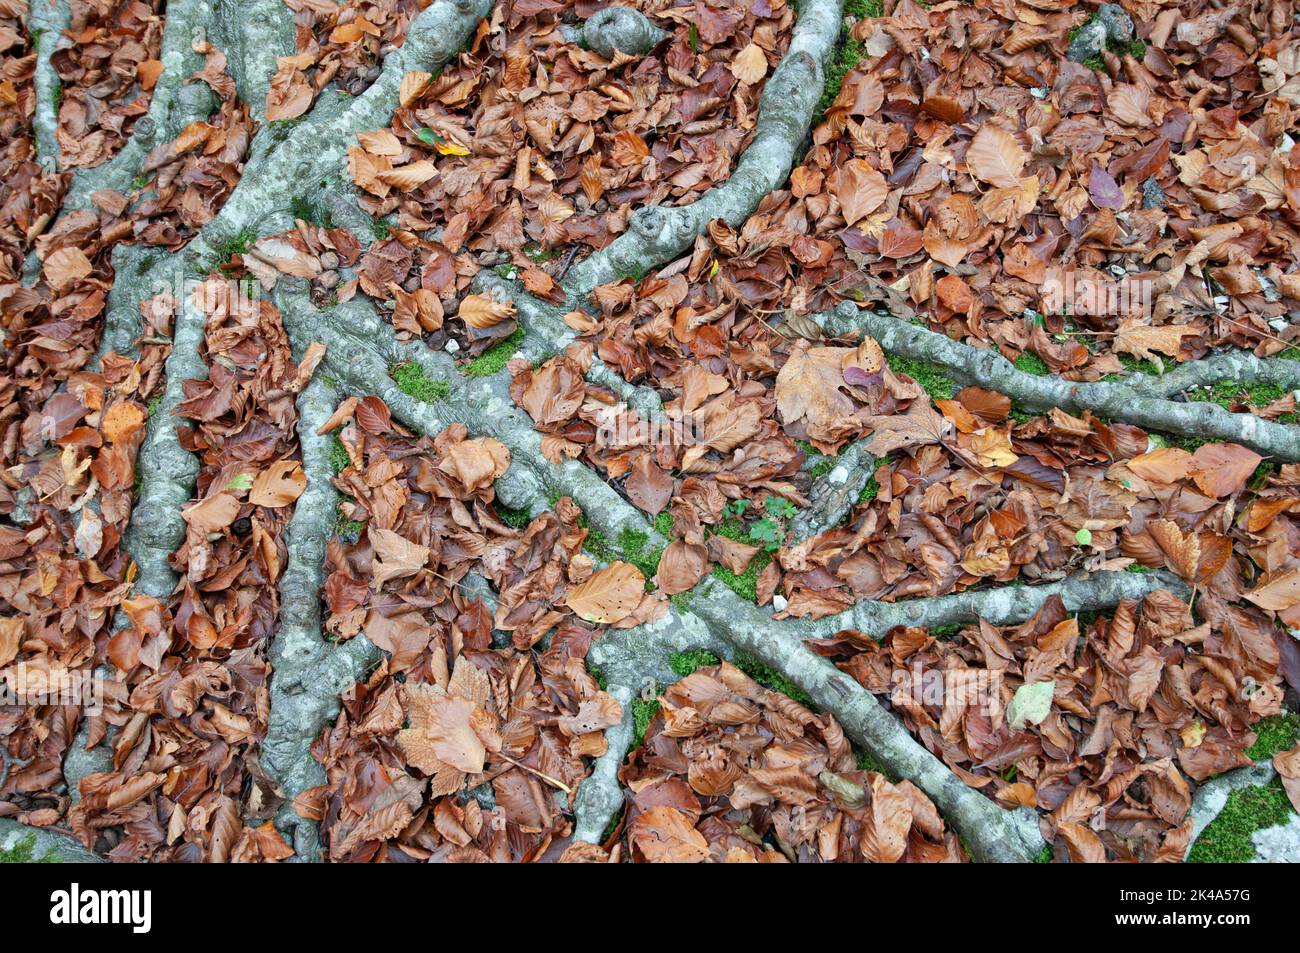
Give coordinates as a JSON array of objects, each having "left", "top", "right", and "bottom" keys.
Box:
[
  {"left": 439, "top": 436, "right": 511, "bottom": 492},
  {"left": 459, "top": 293, "right": 516, "bottom": 330}
]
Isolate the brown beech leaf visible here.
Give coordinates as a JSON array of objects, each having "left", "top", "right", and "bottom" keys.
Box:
[
  {"left": 625, "top": 453, "right": 675, "bottom": 516},
  {"left": 182, "top": 492, "right": 242, "bottom": 534},
  {"left": 396, "top": 684, "right": 485, "bottom": 774},
  {"left": 439, "top": 437, "right": 510, "bottom": 491},
  {"left": 859, "top": 774, "right": 912, "bottom": 863},
  {"left": 249, "top": 460, "right": 307, "bottom": 508},
  {"left": 369, "top": 527, "right": 430, "bottom": 589},
  {"left": 1245, "top": 569, "right": 1300, "bottom": 612},
  {"left": 731, "top": 43, "right": 767, "bottom": 85},
  {"left": 829, "top": 159, "right": 888, "bottom": 226},
  {"left": 1187, "top": 443, "right": 1262, "bottom": 498},
  {"left": 459, "top": 293, "right": 516, "bottom": 329},
  {"left": 565, "top": 561, "right": 646, "bottom": 624},
  {"left": 377, "top": 160, "right": 439, "bottom": 192},
  {"left": 630, "top": 805, "right": 709, "bottom": 863},
  {"left": 966, "top": 125, "right": 1027, "bottom": 188},
  {"left": 655, "top": 540, "right": 709, "bottom": 595}
]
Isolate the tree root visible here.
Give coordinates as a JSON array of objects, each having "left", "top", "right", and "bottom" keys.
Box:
[
  {"left": 0, "top": 818, "right": 104, "bottom": 863},
  {"left": 25, "top": 0, "right": 69, "bottom": 170},
  {"left": 558, "top": 0, "right": 844, "bottom": 299},
  {"left": 45, "top": 0, "right": 217, "bottom": 218},
  {"left": 209, "top": 0, "right": 295, "bottom": 122},
  {"left": 807, "top": 568, "right": 1189, "bottom": 640},
  {"left": 816, "top": 302, "right": 1300, "bottom": 462},
  {"left": 261, "top": 370, "right": 381, "bottom": 861},
  {"left": 788, "top": 439, "right": 874, "bottom": 542},
  {"left": 273, "top": 289, "right": 1187, "bottom": 861},
  {"left": 560, "top": 5, "right": 669, "bottom": 59},
  {"left": 123, "top": 289, "right": 208, "bottom": 601}
]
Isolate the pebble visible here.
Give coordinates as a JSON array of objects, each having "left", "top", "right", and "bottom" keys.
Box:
[
  {"left": 319, "top": 251, "right": 339, "bottom": 271},
  {"left": 772, "top": 594, "right": 788, "bottom": 612},
  {"left": 317, "top": 270, "right": 339, "bottom": 289},
  {"left": 445, "top": 339, "right": 460, "bottom": 354},
  {"left": 829, "top": 465, "right": 849, "bottom": 485}
]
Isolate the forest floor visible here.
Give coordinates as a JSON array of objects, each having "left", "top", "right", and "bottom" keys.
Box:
[{"left": 3, "top": 0, "right": 1300, "bottom": 864}]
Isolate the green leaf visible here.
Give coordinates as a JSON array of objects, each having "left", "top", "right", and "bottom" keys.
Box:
[
  {"left": 1074, "top": 528, "right": 1093, "bottom": 546},
  {"left": 226, "top": 473, "right": 254, "bottom": 492},
  {"left": 1007, "top": 680, "right": 1056, "bottom": 730},
  {"left": 416, "top": 128, "right": 443, "bottom": 147}
]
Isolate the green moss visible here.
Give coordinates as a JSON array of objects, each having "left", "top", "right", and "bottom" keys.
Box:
[
  {"left": 584, "top": 526, "right": 663, "bottom": 588},
  {"left": 495, "top": 504, "right": 533, "bottom": 529},
  {"left": 327, "top": 435, "right": 350, "bottom": 474},
  {"left": 1205, "top": 381, "right": 1297, "bottom": 423},
  {"left": 810, "top": 456, "right": 837, "bottom": 479},
  {"left": 1033, "top": 843, "right": 1054, "bottom": 863},
  {"left": 736, "top": 653, "right": 814, "bottom": 708},
  {"left": 199, "top": 227, "right": 257, "bottom": 274},
  {"left": 1014, "top": 352, "right": 1050, "bottom": 376},
  {"left": 146, "top": 394, "right": 162, "bottom": 418},
  {"left": 586, "top": 660, "right": 607, "bottom": 691},
  {"left": 669, "top": 591, "right": 692, "bottom": 614},
  {"left": 1247, "top": 712, "right": 1299, "bottom": 761},
  {"left": 858, "top": 460, "right": 883, "bottom": 504},
  {"left": 670, "top": 649, "right": 720, "bottom": 678},
  {"left": 463, "top": 326, "right": 525, "bottom": 377},
  {"left": 51, "top": 76, "right": 62, "bottom": 112},
  {"left": 631, "top": 696, "right": 660, "bottom": 749},
  {"left": 371, "top": 219, "right": 391, "bottom": 240},
  {"left": 888, "top": 356, "right": 954, "bottom": 401},
  {"left": 290, "top": 193, "right": 334, "bottom": 228},
  {"left": 930, "top": 622, "right": 963, "bottom": 638},
  {"left": 1082, "top": 54, "right": 1106, "bottom": 70},
  {"left": 653, "top": 511, "right": 673, "bottom": 536},
  {"left": 0, "top": 835, "right": 58, "bottom": 863},
  {"left": 816, "top": 37, "right": 866, "bottom": 118},
  {"left": 391, "top": 362, "right": 450, "bottom": 402},
  {"left": 855, "top": 747, "right": 885, "bottom": 773},
  {"left": 844, "top": 0, "right": 882, "bottom": 16},
  {"left": 709, "top": 517, "right": 773, "bottom": 601},
  {"left": 1125, "top": 563, "right": 1153, "bottom": 574},
  {"left": 1187, "top": 778, "right": 1294, "bottom": 863},
  {"left": 523, "top": 243, "right": 561, "bottom": 263},
  {"left": 600, "top": 804, "right": 624, "bottom": 842}
]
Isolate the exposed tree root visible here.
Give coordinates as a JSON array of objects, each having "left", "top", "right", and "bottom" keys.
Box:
[
  {"left": 556, "top": 0, "right": 844, "bottom": 299},
  {"left": 268, "top": 288, "right": 1190, "bottom": 861},
  {"left": 123, "top": 291, "right": 208, "bottom": 601},
  {"left": 25, "top": 0, "right": 68, "bottom": 169},
  {"left": 815, "top": 302, "right": 1300, "bottom": 462},
  {"left": 788, "top": 439, "right": 874, "bottom": 542},
  {"left": 262, "top": 372, "right": 381, "bottom": 861},
  {"left": 807, "top": 567, "right": 1189, "bottom": 639},
  {"left": 209, "top": 0, "right": 295, "bottom": 122},
  {"left": 0, "top": 818, "right": 104, "bottom": 863},
  {"left": 560, "top": 5, "right": 669, "bottom": 59},
  {"left": 41, "top": 0, "right": 217, "bottom": 219}
]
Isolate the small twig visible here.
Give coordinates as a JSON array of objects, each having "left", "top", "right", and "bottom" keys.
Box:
[{"left": 499, "top": 754, "right": 573, "bottom": 795}]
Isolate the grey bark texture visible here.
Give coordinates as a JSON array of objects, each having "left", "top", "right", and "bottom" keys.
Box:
[
  {"left": 560, "top": 6, "right": 669, "bottom": 58},
  {"left": 816, "top": 302, "right": 1300, "bottom": 462}
]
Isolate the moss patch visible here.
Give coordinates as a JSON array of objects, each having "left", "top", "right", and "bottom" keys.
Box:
[
  {"left": 585, "top": 525, "right": 664, "bottom": 588},
  {"left": 463, "top": 326, "right": 525, "bottom": 377},
  {"left": 1187, "top": 778, "right": 1294, "bottom": 863},
  {"left": 327, "top": 434, "right": 350, "bottom": 474},
  {"left": 1247, "top": 712, "right": 1299, "bottom": 761},
  {"left": 495, "top": 504, "right": 533, "bottom": 529},
  {"left": 888, "top": 356, "right": 954, "bottom": 401},
  {"left": 736, "top": 653, "right": 814, "bottom": 708},
  {"left": 669, "top": 649, "right": 720, "bottom": 678},
  {"left": 709, "top": 517, "right": 773, "bottom": 602},
  {"left": 1013, "top": 352, "right": 1050, "bottom": 376},
  {"left": 0, "top": 835, "right": 57, "bottom": 863},
  {"left": 631, "top": 695, "right": 660, "bottom": 749},
  {"left": 391, "top": 362, "right": 450, "bottom": 402}
]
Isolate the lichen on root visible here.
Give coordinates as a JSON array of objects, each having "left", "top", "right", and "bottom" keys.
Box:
[{"left": 815, "top": 301, "right": 1300, "bottom": 462}]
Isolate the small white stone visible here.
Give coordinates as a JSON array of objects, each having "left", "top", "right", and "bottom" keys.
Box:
[
  {"left": 829, "top": 465, "right": 849, "bottom": 485},
  {"left": 1030, "top": 87, "right": 1048, "bottom": 100},
  {"left": 506, "top": 270, "right": 517, "bottom": 280},
  {"left": 445, "top": 339, "right": 460, "bottom": 353},
  {"left": 772, "top": 594, "right": 788, "bottom": 612},
  {"left": 1270, "top": 317, "right": 1289, "bottom": 332}
]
